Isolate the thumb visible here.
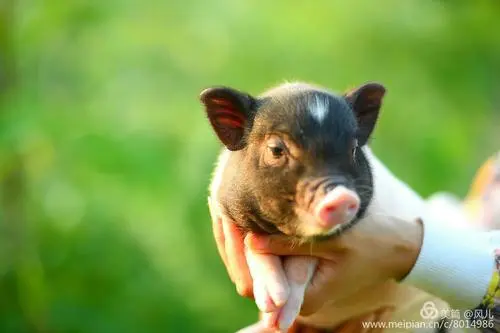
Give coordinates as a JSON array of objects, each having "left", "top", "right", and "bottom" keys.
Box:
[{"left": 245, "top": 233, "right": 326, "bottom": 257}]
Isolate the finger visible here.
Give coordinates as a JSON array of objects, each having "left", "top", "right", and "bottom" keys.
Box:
[
  {"left": 296, "top": 324, "right": 319, "bottom": 333},
  {"left": 208, "top": 197, "right": 232, "bottom": 280},
  {"left": 245, "top": 244, "right": 289, "bottom": 308},
  {"left": 358, "top": 313, "right": 375, "bottom": 333},
  {"left": 278, "top": 256, "right": 317, "bottom": 332},
  {"left": 246, "top": 233, "right": 332, "bottom": 258},
  {"left": 222, "top": 217, "right": 253, "bottom": 298},
  {"left": 369, "top": 307, "right": 394, "bottom": 333},
  {"left": 335, "top": 313, "right": 375, "bottom": 333},
  {"left": 287, "top": 321, "right": 302, "bottom": 333}
]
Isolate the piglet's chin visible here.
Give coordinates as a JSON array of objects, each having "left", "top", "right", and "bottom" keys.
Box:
[{"left": 298, "top": 186, "right": 361, "bottom": 237}]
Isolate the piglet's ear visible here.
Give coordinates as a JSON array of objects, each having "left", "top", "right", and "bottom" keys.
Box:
[
  {"left": 344, "top": 82, "right": 386, "bottom": 146},
  {"left": 200, "top": 86, "right": 256, "bottom": 151}
]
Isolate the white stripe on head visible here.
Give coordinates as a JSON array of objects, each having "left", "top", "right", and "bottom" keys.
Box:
[{"left": 308, "top": 95, "right": 329, "bottom": 124}]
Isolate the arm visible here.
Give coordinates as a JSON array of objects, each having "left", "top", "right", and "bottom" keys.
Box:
[
  {"left": 404, "top": 152, "right": 500, "bottom": 318},
  {"left": 402, "top": 212, "right": 495, "bottom": 310}
]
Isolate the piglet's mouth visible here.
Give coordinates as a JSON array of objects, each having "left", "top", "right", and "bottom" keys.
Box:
[{"left": 295, "top": 186, "right": 361, "bottom": 238}]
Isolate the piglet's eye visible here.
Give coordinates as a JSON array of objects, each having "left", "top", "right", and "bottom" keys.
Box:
[
  {"left": 263, "top": 136, "right": 288, "bottom": 167},
  {"left": 269, "top": 145, "right": 284, "bottom": 158}
]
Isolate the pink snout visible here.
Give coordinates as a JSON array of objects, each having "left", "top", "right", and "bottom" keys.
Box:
[{"left": 314, "top": 186, "right": 360, "bottom": 230}]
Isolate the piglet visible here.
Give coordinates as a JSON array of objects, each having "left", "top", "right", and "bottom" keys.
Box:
[
  {"left": 202, "top": 82, "right": 382, "bottom": 329},
  {"left": 202, "top": 82, "right": 459, "bottom": 332}
]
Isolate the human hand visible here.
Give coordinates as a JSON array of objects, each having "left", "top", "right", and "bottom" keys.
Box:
[
  {"left": 243, "top": 215, "right": 422, "bottom": 316},
  {"left": 209, "top": 196, "right": 423, "bottom": 328},
  {"left": 208, "top": 196, "right": 254, "bottom": 297}
]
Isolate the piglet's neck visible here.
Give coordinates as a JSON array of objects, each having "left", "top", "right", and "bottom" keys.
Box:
[{"left": 363, "top": 147, "right": 426, "bottom": 221}]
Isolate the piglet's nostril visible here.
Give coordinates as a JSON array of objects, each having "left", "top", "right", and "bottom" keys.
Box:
[{"left": 324, "top": 204, "right": 337, "bottom": 213}]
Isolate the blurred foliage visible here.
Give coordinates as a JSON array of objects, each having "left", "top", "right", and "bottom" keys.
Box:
[{"left": 0, "top": 0, "right": 499, "bottom": 332}]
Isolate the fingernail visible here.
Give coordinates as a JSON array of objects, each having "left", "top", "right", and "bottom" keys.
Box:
[{"left": 236, "top": 283, "right": 243, "bottom": 295}]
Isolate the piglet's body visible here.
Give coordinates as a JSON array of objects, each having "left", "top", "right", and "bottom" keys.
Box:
[{"left": 202, "top": 82, "right": 470, "bottom": 332}]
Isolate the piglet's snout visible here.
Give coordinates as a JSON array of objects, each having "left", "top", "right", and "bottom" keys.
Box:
[{"left": 314, "top": 186, "right": 360, "bottom": 229}]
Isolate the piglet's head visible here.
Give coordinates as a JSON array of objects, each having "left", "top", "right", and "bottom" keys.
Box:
[{"left": 201, "top": 82, "right": 385, "bottom": 239}]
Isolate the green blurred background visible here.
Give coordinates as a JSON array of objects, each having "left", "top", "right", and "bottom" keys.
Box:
[{"left": 0, "top": 1, "right": 499, "bottom": 332}]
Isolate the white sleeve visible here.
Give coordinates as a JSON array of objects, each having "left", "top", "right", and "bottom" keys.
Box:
[{"left": 403, "top": 212, "right": 499, "bottom": 310}]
